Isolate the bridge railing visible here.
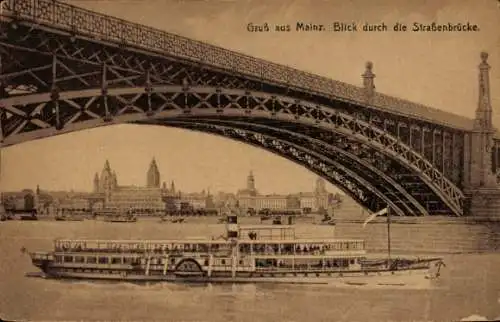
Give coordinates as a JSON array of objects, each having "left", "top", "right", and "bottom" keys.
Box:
[
  {"left": 1, "top": 0, "right": 472, "bottom": 130},
  {"left": 1, "top": 1, "right": 366, "bottom": 101}
]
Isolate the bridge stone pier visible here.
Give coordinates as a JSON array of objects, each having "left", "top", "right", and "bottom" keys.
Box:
[
  {"left": 0, "top": 0, "right": 499, "bottom": 221},
  {"left": 462, "top": 52, "right": 500, "bottom": 221}
]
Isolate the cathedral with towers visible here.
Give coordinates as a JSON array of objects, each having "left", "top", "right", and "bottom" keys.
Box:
[{"left": 92, "top": 158, "right": 178, "bottom": 211}]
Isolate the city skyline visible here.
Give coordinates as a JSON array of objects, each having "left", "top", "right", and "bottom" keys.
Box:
[{"left": 1, "top": 0, "right": 499, "bottom": 200}]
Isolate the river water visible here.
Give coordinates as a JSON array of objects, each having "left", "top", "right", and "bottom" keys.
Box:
[{"left": 1, "top": 218, "right": 500, "bottom": 322}]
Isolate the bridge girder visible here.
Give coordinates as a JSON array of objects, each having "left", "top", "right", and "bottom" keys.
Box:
[{"left": 1, "top": 84, "right": 465, "bottom": 216}]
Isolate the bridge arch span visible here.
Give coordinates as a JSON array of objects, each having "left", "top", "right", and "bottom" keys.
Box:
[
  {"left": 156, "top": 118, "right": 429, "bottom": 216},
  {"left": 1, "top": 85, "right": 464, "bottom": 216}
]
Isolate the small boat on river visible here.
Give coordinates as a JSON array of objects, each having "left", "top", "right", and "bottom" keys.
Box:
[
  {"left": 318, "top": 207, "right": 336, "bottom": 226},
  {"left": 319, "top": 214, "right": 336, "bottom": 226},
  {"left": 19, "top": 213, "right": 38, "bottom": 221},
  {"left": 55, "top": 213, "right": 85, "bottom": 222},
  {"left": 102, "top": 208, "right": 137, "bottom": 223},
  {"left": 24, "top": 207, "right": 445, "bottom": 286},
  {"left": 1, "top": 213, "right": 14, "bottom": 221},
  {"left": 160, "top": 217, "right": 185, "bottom": 223},
  {"left": 55, "top": 216, "right": 84, "bottom": 222},
  {"left": 103, "top": 215, "right": 137, "bottom": 223}
]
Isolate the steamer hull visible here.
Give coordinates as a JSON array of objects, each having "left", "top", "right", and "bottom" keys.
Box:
[
  {"left": 29, "top": 252, "right": 442, "bottom": 287},
  {"left": 33, "top": 269, "right": 438, "bottom": 288}
]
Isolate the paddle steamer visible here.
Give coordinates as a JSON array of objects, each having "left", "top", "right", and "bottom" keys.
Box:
[
  {"left": 25, "top": 212, "right": 445, "bottom": 286},
  {"left": 55, "top": 211, "right": 85, "bottom": 222},
  {"left": 103, "top": 214, "right": 137, "bottom": 223},
  {"left": 102, "top": 208, "right": 137, "bottom": 223}
]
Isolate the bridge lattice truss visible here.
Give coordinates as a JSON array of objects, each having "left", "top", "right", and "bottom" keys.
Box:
[{"left": 0, "top": 0, "right": 469, "bottom": 216}]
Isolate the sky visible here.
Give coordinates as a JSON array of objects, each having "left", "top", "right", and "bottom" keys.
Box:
[{"left": 1, "top": 0, "right": 499, "bottom": 195}]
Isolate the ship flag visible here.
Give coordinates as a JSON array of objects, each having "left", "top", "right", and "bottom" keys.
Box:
[{"left": 362, "top": 207, "right": 388, "bottom": 228}]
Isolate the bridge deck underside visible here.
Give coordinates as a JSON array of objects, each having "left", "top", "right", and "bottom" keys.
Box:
[{"left": 0, "top": 19, "right": 467, "bottom": 216}]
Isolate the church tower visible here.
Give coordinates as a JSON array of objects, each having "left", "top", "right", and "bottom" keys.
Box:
[
  {"left": 99, "top": 160, "right": 113, "bottom": 191},
  {"left": 314, "top": 177, "right": 328, "bottom": 211},
  {"left": 99, "top": 160, "right": 114, "bottom": 204},
  {"left": 470, "top": 52, "right": 496, "bottom": 187},
  {"left": 315, "top": 177, "right": 327, "bottom": 194},
  {"left": 243, "top": 171, "right": 257, "bottom": 197},
  {"left": 112, "top": 171, "right": 118, "bottom": 189},
  {"left": 147, "top": 157, "right": 160, "bottom": 188},
  {"left": 93, "top": 172, "right": 100, "bottom": 192},
  {"left": 247, "top": 171, "right": 256, "bottom": 191}
]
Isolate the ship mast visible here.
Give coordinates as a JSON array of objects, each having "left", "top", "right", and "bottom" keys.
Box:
[{"left": 387, "top": 206, "right": 392, "bottom": 267}]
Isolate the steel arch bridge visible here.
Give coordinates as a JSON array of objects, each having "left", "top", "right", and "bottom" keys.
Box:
[{"left": 0, "top": 0, "right": 498, "bottom": 217}]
